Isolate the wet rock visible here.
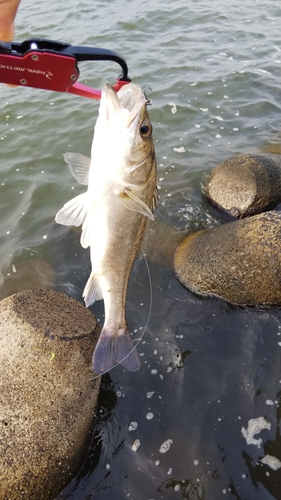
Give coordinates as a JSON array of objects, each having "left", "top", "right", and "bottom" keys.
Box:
[
  {"left": 204, "top": 153, "right": 281, "bottom": 218},
  {"left": 0, "top": 289, "right": 101, "bottom": 500},
  {"left": 173, "top": 211, "right": 281, "bottom": 305}
]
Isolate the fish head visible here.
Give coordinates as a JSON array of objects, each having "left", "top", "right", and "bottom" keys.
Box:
[{"left": 92, "top": 82, "right": 155, "bottom": 186}]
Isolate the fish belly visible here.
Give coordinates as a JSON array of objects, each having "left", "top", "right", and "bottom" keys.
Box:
[{"left": 86, "top": 192, "right": 148, "bottom": 374}]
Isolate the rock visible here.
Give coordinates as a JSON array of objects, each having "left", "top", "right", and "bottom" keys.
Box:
[
  {"left": 173, "top": 211, "right": 281, "bottom": 305},
  {"left": 204, "top": 153, "right": 281, "bottom": 218},
  {"left": 0, "top": 289, "right": 101, "bottom": 500}
]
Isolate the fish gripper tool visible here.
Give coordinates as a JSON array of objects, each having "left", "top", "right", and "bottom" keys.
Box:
[{"left": 0, "top": 38, "right": 131, "bottom": 99}]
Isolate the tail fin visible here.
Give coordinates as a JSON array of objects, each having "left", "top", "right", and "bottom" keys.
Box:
[{"left": 92, "top": 327, "right": 140, "bottom": 374}]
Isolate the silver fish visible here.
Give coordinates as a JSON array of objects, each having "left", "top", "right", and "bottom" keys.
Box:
[{"left": 55, "top": 82, "right": 157, "bottom": 374}]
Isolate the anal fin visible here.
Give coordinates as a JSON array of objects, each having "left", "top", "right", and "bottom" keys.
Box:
[{"left": 83, "top": 272, "right": 103, "bottom": 306}]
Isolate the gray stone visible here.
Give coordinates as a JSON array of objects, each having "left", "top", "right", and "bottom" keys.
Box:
[
  {"left": 0, "top": 289, "right": 101, "bottom": 499},
  {"left": 204, "top": 153, "right": 281, "bottom": 218},
  {"left": 174, "top": 211, "right": 281, "bottom": 305}
]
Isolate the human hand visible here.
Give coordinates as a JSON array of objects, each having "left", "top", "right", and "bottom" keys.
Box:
[{"left": 0, "top": 0, "right": 22, "bottom": 42}]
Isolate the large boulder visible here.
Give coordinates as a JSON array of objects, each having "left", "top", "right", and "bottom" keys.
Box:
[
  {"left": 173, "top": 211, "right": 281, "bottom": 305},
  {"left": 0, "top": 289, "right": 101, "bottom": 499},
  {"left": 204, "top": 153, "right": 281, "bottom": 218}
]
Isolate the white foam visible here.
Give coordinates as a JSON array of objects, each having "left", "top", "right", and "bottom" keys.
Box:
[
  {"left": 261, "top": 455, "right": 281, "bottom": 470},
  {"left": 131, "top": 439, "right": 141, "bottom": 451},
  {"left": 128, "top": 421, "right": 138, "bottom": 431},
  {"left": 146, "top": 412, "right": 154, "bottom": 420},
  {"left": 146, "top": 391, "right": 155, "bottom": 399},
  {"left": 168, "top": 103, "right": 177, "bottom": 114},
  {"left": 241, "top": 417, "right": 271, "bottom": 448},
  {"left": 159, "top": 439, "right": 173, "bottom": 454},
  {"left": 173, "top": 146, "right": 185, "bottom": 153}
]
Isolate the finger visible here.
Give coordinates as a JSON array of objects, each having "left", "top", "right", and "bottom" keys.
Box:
[{"left": 0, "top": 0, "right": 21, "bottom": 41}]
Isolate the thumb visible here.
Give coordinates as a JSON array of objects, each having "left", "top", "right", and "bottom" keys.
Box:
[
  {"left": 0, "top": 22, "right": 15, "bottom": 42},
  {"left": 0, "top": 0, "right": 21, "bottom": 42}
]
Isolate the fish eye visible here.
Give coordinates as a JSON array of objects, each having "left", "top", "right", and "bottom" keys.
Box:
[{"left": 140, "top": 121, "right": 152, "bottom": 138}]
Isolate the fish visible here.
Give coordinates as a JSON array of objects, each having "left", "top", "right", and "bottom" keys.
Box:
[{"left": 55, "top": 82, "right": 157, "bottom": 374}]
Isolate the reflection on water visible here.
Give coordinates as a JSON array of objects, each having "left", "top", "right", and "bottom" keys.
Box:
[{"left": 1, "top": 0, "right": 281, "bottom": 498}]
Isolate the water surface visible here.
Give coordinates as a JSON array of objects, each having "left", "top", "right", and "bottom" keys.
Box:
[{"left": 1, "top": 0, "right": 281, "bottom": 498}]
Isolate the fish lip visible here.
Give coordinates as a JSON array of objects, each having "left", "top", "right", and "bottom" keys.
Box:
[
  {"left": 101, "top": 82, "right": 122, "bottom": 115},
  {"left": 102, "top": 81, "right": 115, "bottom": 95},
  {"left": 101, "top": 82, "right": 146, "bottom": 128}
]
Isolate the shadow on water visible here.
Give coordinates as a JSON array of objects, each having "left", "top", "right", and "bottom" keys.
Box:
[{"left": 58, "top": 374, "right": 119, "bottom": 498}]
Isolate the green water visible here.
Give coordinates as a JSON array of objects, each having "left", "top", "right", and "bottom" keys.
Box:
[{"left": 1, "top": 0, "right": 281, "bottom": 498}]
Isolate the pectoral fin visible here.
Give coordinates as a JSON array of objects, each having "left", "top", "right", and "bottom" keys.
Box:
[
  {"left": 118, "top": 189, "right": 154, "bottom": 220},
  {"left": 55, "top": 192, "right": 88, "bottom": 227},
  {"left": 152, "top": 185, "right": 159, "bottom": 211},
  {"left": 63, "top": 152, "right": 91, "bottom": 185}
]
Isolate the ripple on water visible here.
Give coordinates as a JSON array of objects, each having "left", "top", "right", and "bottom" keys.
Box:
[{"left": 3, "top": 1, "right": 281, "bottom": 499}]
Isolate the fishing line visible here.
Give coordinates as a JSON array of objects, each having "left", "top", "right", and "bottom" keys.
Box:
[{"left": 92, "top": 244, "right": 152, "bottom": 379}]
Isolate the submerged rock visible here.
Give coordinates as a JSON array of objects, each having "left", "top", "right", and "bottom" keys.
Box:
[
  {"left": 205, "top": 153, "right": 281, "bottom": 218},
  {"left": 0, "top": 289, "right": 101, "bottom": 500},
  {"left": 0, "top": 258, "right": 55, "bottom": 301},
  {"left": 173, "top": 211, "right": 281, "bottom": 305}
]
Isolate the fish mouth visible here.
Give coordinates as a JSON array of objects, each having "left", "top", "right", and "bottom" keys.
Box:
[{"left": 101, "top": 82, "right": 146, "bottom": 129}]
